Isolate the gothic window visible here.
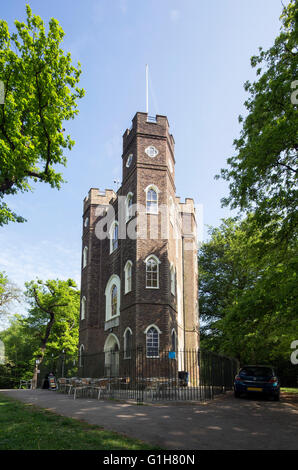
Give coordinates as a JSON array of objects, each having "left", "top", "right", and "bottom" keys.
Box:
[
  {"left": 145, "top": 255, "right": 160, "bottom": 288},
  {"left": 105, "top": 275, "right": 121, "bottom": 321},
  {"left": 110, "top": 221, "right": 119, "bottom": 253},
  {"left": 126, "top": 193, "right": 134, "bottom": 221},
  {"left": 81, "top": 296, "right": 86, "bottom": 320},
  {"left": 83, "top": 246, "right": 88, "bottom": 268},
  {"left": 126, "top": 153, "right": 133, "bottom": 168},
  {"left": 124, "top": 260, "right": 133, "bottom": 294},
  {"left": 146, "top": 326, "right": 160, "bottom": 358},
  {"left": 84, "top": 217, "right": 89, "bottom": 228},
  {"left": 79, "top": 344, "right": 85, "bottom": 367},
  {"left": 145, "top": 186, "right": 159, "bottom": 214},
  {"left": 124, "top": 328, "right": 132, "bottom": 359},
  {"left": 170, "top": 265, "right": 176, "bottom": 296},
  {"left": 111, "top": 285, "right": 118, "bottom": 317}
]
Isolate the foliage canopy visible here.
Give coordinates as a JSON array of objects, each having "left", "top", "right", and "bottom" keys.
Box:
[
  {"left": 217, "top": 1, "right": 298, "bottom": 243},
  {"left": 0, "top": 5, "right": 84, "bottom": 225}
]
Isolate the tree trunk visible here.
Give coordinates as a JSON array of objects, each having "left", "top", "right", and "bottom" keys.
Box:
[{"left": 31, "top": 351, "right": 45, "bottom": 390}]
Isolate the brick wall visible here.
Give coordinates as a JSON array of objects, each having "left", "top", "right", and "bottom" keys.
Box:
[{"left": 79, "top": 112, "right": 199, "bottom": 373}]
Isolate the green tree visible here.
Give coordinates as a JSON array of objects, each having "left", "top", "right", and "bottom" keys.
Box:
[
  {"left": 24, "top": 278, "right": 80, "bottom": 388},
  {"left": 0, "top": 272, "right": 22, "bottom": 320},
  {"left": 199, "top": 216, "right": 298, "bottom": 369},
  {"left": 0, "top": 314, "right": 36, "bottom": 387},
  {"left": 217, "top": 1, "right": 298, "bottom": 243},
  {"left": 0, "top": 4, "right": 85, "bottom": 225}
]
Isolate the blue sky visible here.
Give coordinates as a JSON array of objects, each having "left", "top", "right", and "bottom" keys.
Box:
[{"left": 0, "top": 0, "right": 284, "bottom": 315}]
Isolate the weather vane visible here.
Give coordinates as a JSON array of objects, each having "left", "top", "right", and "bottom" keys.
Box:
[{"left": 114, "top": 179, "right": 121, "bottom": 191}]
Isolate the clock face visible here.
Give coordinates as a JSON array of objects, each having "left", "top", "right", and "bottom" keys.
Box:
[
  {"left": 145, "top": 145, "right": 158, "bottom": 158},
  {"left": 126, "top": 154, "right": 133, "bottom": 167}
]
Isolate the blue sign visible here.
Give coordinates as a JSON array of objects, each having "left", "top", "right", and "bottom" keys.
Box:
[{"left": 168, "top": 351, "right": 176, "bottom": 359}]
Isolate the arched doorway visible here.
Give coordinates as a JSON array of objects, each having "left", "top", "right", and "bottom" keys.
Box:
[{"left": 104, "top": 334, "right": 120, "bottom": 377}]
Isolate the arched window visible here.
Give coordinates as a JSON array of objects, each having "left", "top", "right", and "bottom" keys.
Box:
[
  {"left": 124, "top": 327, "right": 132, "bottom": 359},
  {"left": 145, "top": 325, "right": 161, "bottom": 358},
  {"left": 126, "top": 153, "right": 133, "bottom": 168},
  {"left": 81, "top": 296, "right": 86, "bottom": 320},
  {"left": 104, "top": 334, "right": 120, "bottom": 377},
  {"left": 111, "top": 285, "right": 118, "bottom": 317},
  {"left": 170, "top": 265, "right": 176, "bottom": 296},
  {"left": 79, "top": 344, "right": 85, "bottom": 367},
  {"left": 83, "top": 246, "right": 88, "bottom": 268},
  {"left": 109, "top": 221, "right": 119, "bottom": 253},
  {"left": 124, "top": 260, "right": 133, "bottom": 294},
  {"left": 105, "top": 274, "right": 121, "bottom": 321},
  {"left": 145, "top": 185, "right": 159, "bottom": 214},
  {"left": 126, "top": 193, "right": 134, "bottom": 221},
  {"left": 171, "top": 329, "right": 177, "bottom": 352},
  {"left": 145, "top": 255, "right": 160, "bottom": 288}
]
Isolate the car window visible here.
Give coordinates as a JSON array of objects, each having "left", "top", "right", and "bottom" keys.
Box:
[{"left": 239, "top": 367, "right": 273, "bottom": 377}]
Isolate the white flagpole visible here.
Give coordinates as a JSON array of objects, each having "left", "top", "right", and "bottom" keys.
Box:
[{"left": 146, "top": 64, "right": 149, "bottom": 115}]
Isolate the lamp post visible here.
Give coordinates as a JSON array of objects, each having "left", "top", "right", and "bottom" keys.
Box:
[
  {"left": 32, "top": 358, "right": 40, "bottom": 390},
  {"left": 61, "top": 350, "right": 65, "bottom": 378}
]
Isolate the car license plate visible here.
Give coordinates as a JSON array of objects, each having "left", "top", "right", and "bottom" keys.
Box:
[{"left": 247, "top": 387, "right": 262, "bottom": 391}]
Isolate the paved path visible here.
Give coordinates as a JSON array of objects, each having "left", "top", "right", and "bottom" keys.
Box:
[{"left": 1, "top": 389, "right": 298, "bottom": 450}]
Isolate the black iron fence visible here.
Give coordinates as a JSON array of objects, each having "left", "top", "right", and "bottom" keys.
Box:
[
  {"left": 70, "top": 348, "right": 239, "bottom": 402},
  {"left": 0, "top": 348, "right": 238, "bottom": 401}
]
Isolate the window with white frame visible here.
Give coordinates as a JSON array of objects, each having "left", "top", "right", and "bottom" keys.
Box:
[
  {"left": 83, "top": 246, "right": 88, "bottom": 268},
  {"left": 81, "top": 296, "right": 86, "bottom": 320},
  {"left": 146, "top": 186, "right": 158, "bottom": 214},
  {"left": 79, "top": 344, "right": 85, "bottom": 367},
  {"left": 145, "top": 325, "right": 160, "bottom": 357},
  {"left": 145, "top": 255, "right": 160, "bottom": 288},
  {"left": 111, "top": 285, "right": 118, "bottom": 317},
  {"left": 145, "top": 145, "right": 159, "bottom": 158},
  {"left": 170, "top": 265, "right": 176, "bottom": 296},
  {"left": 126, "top": 193, "right": 134, "bottom": 221},
  {"left": 109, "top": 221, "right": 119, "bottom": 253},
  {"left": 124, "top": 327, "right": 132, "bottom": 359},
  {"left": 105, "top": 275, "right": 121, "bottom": 321},
  {"left": 124, "top": 260, "right": 133, "bottom": 294},
  {"left": 126, "top": 153, "right": 133, "bottom": 168}
]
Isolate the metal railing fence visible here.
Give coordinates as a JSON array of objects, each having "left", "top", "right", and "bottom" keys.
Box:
[{"left": 72, "top": 348, "right": 239, "bottom": 402}]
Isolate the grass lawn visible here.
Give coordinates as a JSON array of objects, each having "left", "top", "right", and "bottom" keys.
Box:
[
  {"left": 0, "top": 394, "right": 158, "bottom": 450},
  {"left": 281, "top": 387, "right": 298, "bottom": 394}
]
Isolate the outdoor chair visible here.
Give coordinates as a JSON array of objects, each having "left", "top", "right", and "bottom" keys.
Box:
[
  {"left": 73, "top": 378, "right": 92, "bottom": 400},
  {"left": 57, "top": 377, "right": 67, "bottom": 393},
  {"left": 90, "top": 378, "right": 110, "bottom": 400},
  {"left": 142, "top": 378, "right": 160, "bottom": 400},
  {"left": 67, "top": 377, "right": 80, "bottom": 396},
  {"left": 19, "top": 379, "right": 32, "bottom": 389}
]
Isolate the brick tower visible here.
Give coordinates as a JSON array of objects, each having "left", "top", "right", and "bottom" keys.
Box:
[{"left": 79, "top": 112, "right": 199, "bottom": 377}]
